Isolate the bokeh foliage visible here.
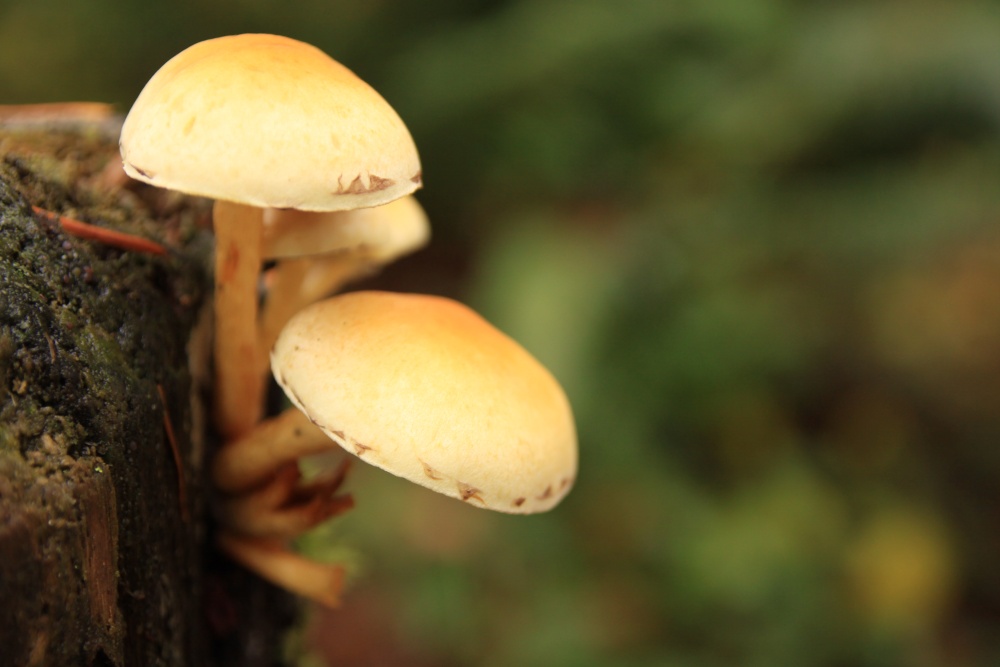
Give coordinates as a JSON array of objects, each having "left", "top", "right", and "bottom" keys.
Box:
[{"left": 5, "top": 0, "right": 1000, "bottom": 665}]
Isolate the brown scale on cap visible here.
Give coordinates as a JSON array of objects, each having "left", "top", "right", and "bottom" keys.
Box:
[
  {"left": 458, "top": 483, "right": 485, "bottom": 504},
  {"left": 351, "top": 441, "right": 373, "bottom": 457},
  {"left": 421, "top": 461, "right": 444, "bottom": 481},
  {"left": 335, "top": 173, "right": 395, "bottom": 195}
]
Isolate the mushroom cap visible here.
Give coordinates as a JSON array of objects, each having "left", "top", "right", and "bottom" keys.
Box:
[
  {"left": 120, "top": 34, "right": 421, "bottom": 211},
  {"left": 271, "top": 291, "right": 578, "bottom": 513},
  {"left": 261, "top": 195, "right": 429, "bottom": 261}
]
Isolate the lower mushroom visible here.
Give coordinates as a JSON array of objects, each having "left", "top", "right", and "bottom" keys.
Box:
[{"left": 212, "top": 291, "right": 578, "bottom": 606}]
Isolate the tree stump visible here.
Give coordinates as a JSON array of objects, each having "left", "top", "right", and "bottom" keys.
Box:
[{"left": 0, "top": 110, "right": 295, "bottom": 666}]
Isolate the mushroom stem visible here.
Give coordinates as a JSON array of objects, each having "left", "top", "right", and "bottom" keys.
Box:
[
  {"left": 213, "top": 406, "right": 334, "bottom": 493},
  {"left": 239, "top": 463, "right": 304, "bottom": 509},
  {"left": 217, "top": 533, "right": 345, "bottom": 608},
  {"left": 212, "top": 200, "right": 265, "bottom": 440},
  {"left": 257, "top": 257, "right": 312, "bottom": 376},
  {"left": 219, "top": 486, "right": 354, "bottom": 539},
  {"left": 217, "top": 459, "right": 355, "bottom": 538}
]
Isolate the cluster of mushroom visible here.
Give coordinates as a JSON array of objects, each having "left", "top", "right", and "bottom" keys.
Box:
[{"left": 120, "top": 34, "right": 577, "bottom": 607}]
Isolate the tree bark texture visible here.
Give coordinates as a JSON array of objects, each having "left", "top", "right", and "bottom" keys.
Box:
[{"left": 0, "top": 118, "right": 295, "bottom": 666}]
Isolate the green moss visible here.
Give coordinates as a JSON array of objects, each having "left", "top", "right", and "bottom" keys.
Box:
[{"left": 0, "top": 128, "right": 209, "bottom": 457}]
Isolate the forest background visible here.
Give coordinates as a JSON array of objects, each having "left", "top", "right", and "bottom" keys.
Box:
[{"left": 3, "top": 1, "right": 1000, "bottom": 665}]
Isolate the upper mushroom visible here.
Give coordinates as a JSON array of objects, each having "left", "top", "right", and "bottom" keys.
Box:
[
  {"left": 120, "top": 33, "right": 421, "bottom": 210},
  {"left": 119, "top": 34, "right": 422, "bottom": 439}
]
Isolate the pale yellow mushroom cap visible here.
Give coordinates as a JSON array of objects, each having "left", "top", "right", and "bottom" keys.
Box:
[
  {"left": 271, "top": 291, "right": 578, "bottom": 513},
  {"left": 120, "top": 34, "right": 421, "bottom": 210},
  {"left": 261, "top": 195, "right": 429, "bottom": 260}
]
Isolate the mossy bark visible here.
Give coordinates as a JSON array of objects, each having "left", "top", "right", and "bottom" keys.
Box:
[{"left": 0, "top": 121, "right": 295, "bottom": 665}]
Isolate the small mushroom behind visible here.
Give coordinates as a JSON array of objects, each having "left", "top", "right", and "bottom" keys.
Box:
[
  {"left": 215, "top": 290, "right": 578, "bottom": 514},
  {"left": 260, "top": 195, "right": 429, "bottom": 262},
  {"left": 257, "top": 195, "right": 430, "bottom": 376},
  {"left": 119, "top": 33, "right": 422, "bottom": 439}
]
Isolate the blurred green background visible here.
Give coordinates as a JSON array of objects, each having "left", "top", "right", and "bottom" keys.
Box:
[{"left": 5, "top": 1, "right": 1000, "bottom": 665}]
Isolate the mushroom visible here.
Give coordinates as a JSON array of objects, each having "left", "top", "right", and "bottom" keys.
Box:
[
  {"left": 215, "top": 290, "right": 578, "bottom": 516},
  {"left": 119, "top": 33, "right": 422, "bottom": 439},
  {"left": 261, "top": 195, "right": 429, "bottom": 262},
  {"left": 257, "top": 195, "right": 430, "bottom": 376},
  {"left": 213, "top": 291, "right": 576, "bottom": 605}
]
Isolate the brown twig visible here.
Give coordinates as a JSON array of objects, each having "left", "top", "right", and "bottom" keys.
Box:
[
  {"left": 157, "top": 383, "right": 189, "bottom": 523},
  {"left": 32, "top": 206, "right": 167, "bottom": 256}
]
